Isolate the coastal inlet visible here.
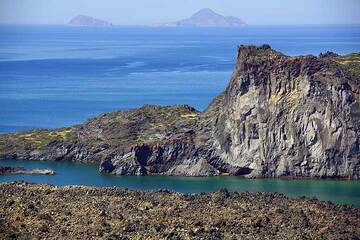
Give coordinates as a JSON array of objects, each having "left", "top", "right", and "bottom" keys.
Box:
[{"left": 1, "top": 159, "right": 359, "bottom": 206}]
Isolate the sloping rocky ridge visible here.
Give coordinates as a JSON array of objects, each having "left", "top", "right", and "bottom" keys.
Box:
[
  {"left": 0, "top": 104, "right": 231, "bottom": 176},
  {"left": 1, "top": 182, "right": 359, "bottom": 239},
  {"left": 0, "top": 45, "right": 359, "bottom": 178}
]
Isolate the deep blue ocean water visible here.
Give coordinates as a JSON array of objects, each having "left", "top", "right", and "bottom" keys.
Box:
[{"left": 0, "top": 25, "right": 359, "bottom": 133}]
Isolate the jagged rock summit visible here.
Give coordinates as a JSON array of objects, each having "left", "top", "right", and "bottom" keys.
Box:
[
  {"left": 156, "top": 8, "right": 246, "bottom": 27},
  {"left": 0, "top": 45, "right": 359, "bottom": 178},
  {"left": 68, "top": 15, "right": 113, "bottom": 27}
]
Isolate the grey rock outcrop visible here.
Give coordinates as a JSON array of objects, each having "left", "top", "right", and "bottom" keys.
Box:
[
  {"left": 0, "top": 166, "right": 55, "bottom": 175},
  {"left": 207, "top": 45, "right": 359, "bottom": 178}
]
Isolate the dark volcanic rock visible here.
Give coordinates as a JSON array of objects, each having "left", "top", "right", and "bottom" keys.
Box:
[
  {"left": 0, "top": 166, "right": 55, "bottom": 175},
  {"left": 0, "top": 182, "right": 359, "bottom": 239},
  {"left": 0, "top": 46, "right": 359, "bottom": 178},
  {"left": 0, "top": 166, "right": 26, "bottom": 175}
]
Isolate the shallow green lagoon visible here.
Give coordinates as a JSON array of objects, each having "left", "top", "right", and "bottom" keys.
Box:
[{"left": 1, "top": 159, "right": 359, "bottom": 207}]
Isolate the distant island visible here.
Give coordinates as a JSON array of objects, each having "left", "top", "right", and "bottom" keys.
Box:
[
  {"left": 155, "top": 8, "right": 246, "bottom": 27},
  {"left": 68, "top": 15, "right": 113, "bottom": 27}
]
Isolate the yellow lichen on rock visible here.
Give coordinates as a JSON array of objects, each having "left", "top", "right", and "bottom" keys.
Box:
[
  {"left": 268, "top": 89, "right": 285, "bottom": 105},
  {"left": 53, "top": 129, "right": 73, "bottom": 138},
  {"left": 336, "top": 54, "right": 360, "bottom": 64},
  {"left": 180, "top": 113, "right": 199, "bottom": 120}
]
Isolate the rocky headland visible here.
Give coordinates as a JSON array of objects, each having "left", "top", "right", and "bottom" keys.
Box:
[
  {"left": 0, "top": 45, "right": 359, "bottom": 178},
  {"left": 0, "top": 182, "right": 359, "bottom": 239}
]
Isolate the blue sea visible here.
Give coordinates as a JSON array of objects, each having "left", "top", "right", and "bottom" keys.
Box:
[{"left": 0, "top": 25, "right": 359, "bottom": 133}]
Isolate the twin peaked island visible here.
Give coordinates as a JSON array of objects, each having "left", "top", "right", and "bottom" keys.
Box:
[
  {"left": 0, "top": 45, "right": 359, "bottom": 178},
  {"left": 69, "top": 8, "right": 246, "bottom": 27}
]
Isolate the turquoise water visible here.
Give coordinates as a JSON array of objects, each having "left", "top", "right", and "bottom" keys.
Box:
[{"left": 1, "top": 159, "right": 359, "bottom": 207}]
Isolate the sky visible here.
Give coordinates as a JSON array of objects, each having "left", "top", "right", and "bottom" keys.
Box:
[{"left": 0, "top": 0, "right": 359, "bottom": 25}]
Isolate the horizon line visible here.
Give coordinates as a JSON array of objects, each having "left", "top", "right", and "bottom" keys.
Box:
[{"left": 1, "top": 23, "right": 360, "bottom": 27}]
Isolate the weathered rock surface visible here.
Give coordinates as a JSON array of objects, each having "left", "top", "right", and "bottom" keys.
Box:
[
  {"left": 0, "top": 45, "right": 359, "bottom": 178},
  {"left": 0, "top": 182, "right": 359, "bottom": 239},
  {"left": 0, "top": 105, "right": 222, "bottom": 176},
  {"left": 209, "top": 45, "right": 360, "bottom": 178}
]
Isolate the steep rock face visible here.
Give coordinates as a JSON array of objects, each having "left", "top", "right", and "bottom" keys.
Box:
[{"left": 209, "top": 45, "right": 360, "bottom": 178}]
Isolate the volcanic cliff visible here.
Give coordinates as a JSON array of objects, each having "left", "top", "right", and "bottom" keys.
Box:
[{"left": 0, "top": 45, "right": 359, "bottom": 178}]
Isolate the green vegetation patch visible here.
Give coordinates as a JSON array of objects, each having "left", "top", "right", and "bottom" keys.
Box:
[
  {"left": 335, "top": 53, "right": 360, "bottom": 78},
  {"left": 2, "top": 128, "right": 76, "bottom": 149}
]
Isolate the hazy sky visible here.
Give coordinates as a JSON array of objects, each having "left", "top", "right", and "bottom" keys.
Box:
[{"left": 0, "top": 0, "right": 359, "bottom": 25}]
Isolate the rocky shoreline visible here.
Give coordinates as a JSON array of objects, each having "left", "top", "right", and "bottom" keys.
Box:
[
  {"left": 0, "top": 182, "right": 359, "bottom": 239},
  {"left": 0, "top": 166, "right": 55, "bottom": 175}
]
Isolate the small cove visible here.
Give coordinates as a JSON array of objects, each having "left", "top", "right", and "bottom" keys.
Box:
[{"left": 1, "top": 159, "right": 359, "bottom": 207}]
